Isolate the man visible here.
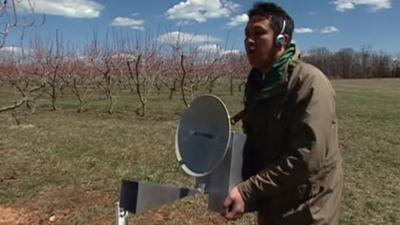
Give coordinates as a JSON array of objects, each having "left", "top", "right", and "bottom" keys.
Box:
[{"left": 223, "top": 2, "right": 343, "bottom": 225}]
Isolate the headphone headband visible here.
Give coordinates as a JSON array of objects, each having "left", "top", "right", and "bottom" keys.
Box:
[{"left": 279, "top": 20, "right": 286, "bottom": 35}]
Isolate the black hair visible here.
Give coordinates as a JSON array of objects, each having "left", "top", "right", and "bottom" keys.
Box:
[{"left": 248, "top": 2, "right": 294, "bottom": 46}]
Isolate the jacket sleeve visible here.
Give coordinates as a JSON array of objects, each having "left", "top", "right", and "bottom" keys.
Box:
[{"left": 237, "top": 64, "right": 337, "bottom": 202}]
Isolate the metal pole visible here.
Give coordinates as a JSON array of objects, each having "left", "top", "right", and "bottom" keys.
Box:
[{"left": 116, "top": 202, "right": 129, "bottom": 225}]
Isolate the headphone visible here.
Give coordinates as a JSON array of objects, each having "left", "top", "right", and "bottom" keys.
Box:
[{"left": 275, "top": 20, "right": 287, "bottom": 47}]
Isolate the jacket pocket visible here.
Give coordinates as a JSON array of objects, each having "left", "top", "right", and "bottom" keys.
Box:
[
  {"left": 266, "top": 186, "right": 316, "bottom": 225},
  {"left": 280, "top": 204, "right": 315, "bottom": 225}
]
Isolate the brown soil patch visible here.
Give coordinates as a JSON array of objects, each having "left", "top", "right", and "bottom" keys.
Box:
[
  {"left": 0, "top": 207, "right": 42, "bottom": 225},
  {"left": 0, "top": 186, "right": 115, "bottom": 225}
]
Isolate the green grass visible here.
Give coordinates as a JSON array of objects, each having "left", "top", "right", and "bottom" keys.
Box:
[
  {"left": 0, "top": 79, "right": 399, "bottom": 225},
  {"left": 334, "top": 79, "right": 400, "bottom": 225}
]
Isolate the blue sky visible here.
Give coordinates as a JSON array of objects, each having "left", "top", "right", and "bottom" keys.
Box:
[{"left": 2, "top": 0, "right": 399, "bottom": 56}]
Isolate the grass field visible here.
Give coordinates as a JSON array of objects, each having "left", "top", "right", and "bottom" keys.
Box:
[{"left": 0, "top": 78, "right": 399, "bottom": 225}]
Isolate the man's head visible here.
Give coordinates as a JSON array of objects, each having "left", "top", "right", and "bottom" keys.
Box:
[{"left": 245, "top": 2, "right": 294, "bottom": 71}]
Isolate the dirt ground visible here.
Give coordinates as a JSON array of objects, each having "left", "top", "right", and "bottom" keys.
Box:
[
  {"left": 0, "top": 187, "right": 116, "bottom": 225},
  {"left": 0, "top": 188, "right": 237, "bottom": 225}
]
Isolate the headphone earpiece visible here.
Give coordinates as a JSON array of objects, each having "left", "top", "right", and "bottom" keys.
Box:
[
  {"left": 275, "top": 20, "right": 287, "bottom": 47},
  {"left": 275, "top": 34, "right": 286, "bottom": 47}
]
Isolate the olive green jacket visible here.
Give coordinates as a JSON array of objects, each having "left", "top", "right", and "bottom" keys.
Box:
[{"left": 237, "top": 55, "right": 343, "bottom": 225}]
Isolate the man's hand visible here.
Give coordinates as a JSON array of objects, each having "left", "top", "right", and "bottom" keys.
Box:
[{"left": 222, "top": 186, "right": 245, "bottom": 220}]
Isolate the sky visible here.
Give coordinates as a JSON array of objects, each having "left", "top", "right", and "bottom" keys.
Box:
[{"left": 1, "top": 0, "right": 399, "bottom": 56}]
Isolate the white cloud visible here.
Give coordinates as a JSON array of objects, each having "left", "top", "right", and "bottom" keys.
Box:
[
  {"left": 226, "top": 14, "right": 248, "bottom": 28},
  {"left": 295, "top": 27, "right": 314, "bottom": 34},
  {"left": 220, "top": 49, "right": 240, "bottom": 56},
  {"left": 320, "top": 26, "right": 339, "bottom": 34},
  {"left": 198, "top": 44, "right": 220, "bottom": 53},
  {"left": 0, "top": 46, "right": 25, "bottom": 54},
  {"left": 332, "top": 0, "right": 392, "bottom": 12},
  {"left": 111, "top": 17, "right": 145, "bottom": 30},
  {"left": 19, "top": 0, "right": 104, "bottom": 18},
  {"left": 130, "top": 26, "right": 145, "bottom": 31},
  {"left": 157, "top": 31, "right": 220, "bottom": 45},
  {"left": 111, "top": 17, "right": 144, "bottom": 26},
  {"left": 176, "top": 20, "right": 195, "bottom": 26},
  {"left": 0, "top": 46, "right": 32, "bottom": 58},
  {"left": 166, "top": 0, "right": 239, "bottom": 23},
  {"left": 197, "top": 44, "right": 239, "bottom": 56}
]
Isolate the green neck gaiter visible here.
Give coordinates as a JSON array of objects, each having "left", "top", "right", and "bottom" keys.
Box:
[{"left": 261, "top": 44, "right": 296, "bottom": 88}]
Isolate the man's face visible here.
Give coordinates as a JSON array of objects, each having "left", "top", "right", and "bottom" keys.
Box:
[{"left": 245, "top": 15, "right": 280, "bottom": 71}]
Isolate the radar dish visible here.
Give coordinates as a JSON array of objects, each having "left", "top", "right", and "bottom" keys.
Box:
[{"left": 176, "top": 95, "right": 231, "bottom": 177}]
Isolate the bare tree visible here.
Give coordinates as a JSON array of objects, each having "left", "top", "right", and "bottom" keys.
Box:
[
  {"left": 223, "top": 53, "right": 249, "bottom": 95},
  {"left": 61, "top": 46, "right": 96, "bottom": 113},
  {"left": 95, "top": 53, "right": 115, "bottom": 114},
  {"left": 370, "top": 51, "right": 392, "bottom": 78},
  {"left": 177, "top": 47, "right": 218, "bottom": 106},
  {"left": 124, "top": 32, "right": 161, "bottom": 116},
  {"left": 189, "top": 48, "right": 221, "bottom": 94},
  {"left": 91, "top": 32, "right": 124, "bottom": 114},
  {"left": 157, "top": 47, "right": 182, "bottom": 100},
  {"left": 305, "top": 47, "right": 333, "bottom": 76},
  {"left": 0, "top": 0, "right": 46, "bottom": 118},
  {"left": 158, "top": 54, "right": 179, "bottom": 99},
  {"left": 30, "top": 32, "right": 65, "bottom": 111},
  {"left": 0, "top": 55, "right": 45, "bottom": 114},
  {"left": 357, "top": 45, "right": 372, "bottom": 78},
  {"left": 0, "top": 0, "right": 37, "bottom": 48},
  {"left": 178, "top": 53, "right": 191, "bottom": 107}
]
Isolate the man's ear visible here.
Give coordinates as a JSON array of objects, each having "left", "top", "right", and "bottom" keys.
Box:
[{"left": 282, "top": 34, "right": 290, "bottom": 47}]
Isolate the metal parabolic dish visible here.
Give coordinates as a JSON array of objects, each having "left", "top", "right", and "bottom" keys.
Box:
[{"left": 175, "top": 95, "right": 231, "bottom": 177}]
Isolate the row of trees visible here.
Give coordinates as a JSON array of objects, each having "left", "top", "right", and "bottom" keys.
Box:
[
  {"left": 0, "top": 32, "right": 249, "bottom": 115},
  {"left": 304, "top": 46, "right": 400, "bottom": 78},
  {"left": 1, "top": 0, "right": 399, "bottom": 117},
  {"left": 1, "top": 1, "right": 399, "bottom": 118},
  {"left": 1, "top": 34, "right": 400, "bottom": 116},
  {"left": 1, "top": 34, "right": 399, "bottom": 116}
]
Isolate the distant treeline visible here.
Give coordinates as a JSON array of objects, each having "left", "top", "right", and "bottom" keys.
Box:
[{"left": 303, "top": 46, "right": 400, "bottom": 78}]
